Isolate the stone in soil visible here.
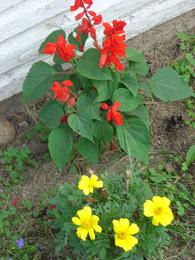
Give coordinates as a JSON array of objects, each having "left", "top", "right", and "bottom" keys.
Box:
[{"left": 0, "top": 118, "right": 16, "bottom": 146}]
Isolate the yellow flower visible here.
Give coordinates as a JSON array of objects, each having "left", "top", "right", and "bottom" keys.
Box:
[
  {"left": 112, "top": 218, "right": 139, "bottom": 252},
  {"left": 72, "top": 206, "right": 102, "bottom": 241},
  {"left": 144, "top": 196, "right": 174, "bottom": 226},
  {"left": 78, "top": 174, "right": 103, "bottom": 195}
]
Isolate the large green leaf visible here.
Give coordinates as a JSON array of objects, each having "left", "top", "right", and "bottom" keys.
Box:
[
  {"left": 113, "top": 88, "right": 142, "bottom": 112},
  {"left": 129, "top": 59, "right": 149, "bottom": 77},
  {"left": 93, "top": 80, "right": 113, "bottom": 102},
  {"left": 77, "top": 91, "right": 101, "bottom": 120},
  {"left": 68, "top": 112, "right": 93, "bottom": 142},
  {"left": 129, "top": 105, "right": 150, "bottom": 128},
  {"left": 93, "top": 119, "right": 114, "bottom": 142},
  {"left": 76, "top": 137, "right": 99, "bottom": 165},
  {"left": 117, "top": 117, "right": 151, "bottom": 163},
  {"left": 125, "top": 47, "right": 144, "bottom": 62},
  {"left": 23, "top": 61, "right": 56, "bottom": 102},
  {"left": 121, "top": 71, "right": 139, "bottom": 96},
  {"left": 77, "top": 48, "right": 112, "bottom": 80},
  {"left": 151, "top": 67, "right": 193, "bottom": 101},
  {"left": 39, "top": 101, "right": 64, "bottom": 129},
  {"left": 48, "top": 126, "right": 72, "bottom": 170}
]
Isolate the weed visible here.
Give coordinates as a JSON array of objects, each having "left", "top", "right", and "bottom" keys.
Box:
[{"left": 0, "top": 146, "right": 37, "bottom": 185}]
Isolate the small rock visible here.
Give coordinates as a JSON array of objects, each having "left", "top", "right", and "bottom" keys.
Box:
[
  {"left": 0, "top": 119, "right": 16, "bottom": 146},
  {"left": 165, "top": 162, "right": 175, "bottom": 173}
]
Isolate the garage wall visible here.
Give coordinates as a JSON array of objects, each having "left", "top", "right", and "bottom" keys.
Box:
[{"left": 0, "top": 0, "right": 194, "bottom": 101}]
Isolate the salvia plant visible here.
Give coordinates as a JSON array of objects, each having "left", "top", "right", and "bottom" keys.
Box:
[
  {"left": 49, "top": 172, "right": 174, "bottom": 259},
  {"left": 22, "top": 0, "right": 193, "bottom": 170}
]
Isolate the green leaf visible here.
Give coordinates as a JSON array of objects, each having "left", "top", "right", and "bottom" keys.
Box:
[
  {"left": 129, "top": 59, "right": 149, "bottom": 76},
  {"left": 139, "top": 81, "right": 153, "bottom": 98},
  {"left": 76, "top": 137, "right": 99, "bottom": 164},
  {"left": 130, "top": 105, "right": 150, "bottom": 128},
  {"left": 93, "top": 119, "right": 114, "bottom": 142},
  {"left": 113, "top": 88, "right": 142, "bottom": 112},
  {"left": 39, "top": 101, "right": 64, "bottom": 129},
  {"left": 77, "top": 48, "right": 112, "bottom": 80},
  {"left": 39, "top": 30, "right": 65, "bottom": 53},
  {"left": 93, "top": 80, "right": 113, "bottom": 102},
  {"left": 185, "top": 144, "right": 195, "bottom": 167},
  {"left": 125, "top": 47, "right": 144, "bottom": 62},
  {"left": 68, "top": 112, "right": 93, "bottom": 142},
  {"left": 117, "top": 117, "right": 151, "bottom": 163},
  {"left": 77, "top": 91, "right": 101, "bottom": 120},
  {"left": 151, "top": 67, "right": 193, "bottom": 101},
  {"left": 23, "top": 61, "right": 56, "bottom": 102},
  {"left": 121, "top": 71, "right": 139, "bottom": 96},
  {"left": 48, "top": 126, "right": 72, "bottom": 170}
]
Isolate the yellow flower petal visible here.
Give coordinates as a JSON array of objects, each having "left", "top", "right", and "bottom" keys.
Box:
[
  {"left": 112, "top": 220, "right": 120, "bottom": 233},
  {"left": 152, "top": 215, "right": 160, "bottom": 226},
  {"left": 94, "top": 180, "right": 103, "bottom": 188},
  {"left": 77, "top": 227, "right": 88, "bottom": 241},
  {"left": 144, "top": 200, "right": 154, "bottom": 217},
  {"left": 119, "top": 218, "right": 130, "bottom": 232},
  {"left": 94, "top": 224, "right": 102, "bottom": 233},
  {"left": 128, "top": 223, "right": 139, "bottom": 235},
  {"left": 161, "top": 197, "right": 171, "bottom": 207},
  {"left": 72, "top": 217, "right": 81, "bottom": 226},
  {"left": 89, "top": 228, "right": 95, "bottom": 240},
  {"left": 90, "top": 174, "right": 98, "bottom": 182}
]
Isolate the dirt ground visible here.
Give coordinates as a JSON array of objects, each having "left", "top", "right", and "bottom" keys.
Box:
[{"left": 0, "top": 9, "right": 195, "bottom": 200}]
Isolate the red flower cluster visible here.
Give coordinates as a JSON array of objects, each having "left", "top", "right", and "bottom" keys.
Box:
[
  {"left": 43, "top": 35, "right": 76, "bottom": 62},
  {"left": 101, "top": 101, "right": 123, "bottom": 126},
  {"left": 99, "top": 20, "right": 127, "bottom": 71},
  {"left": 71, "top": 0, "right": 102, "bottom": 41},
  {"left": 51, "top": 80, "right": 76, "bottom": 107}
]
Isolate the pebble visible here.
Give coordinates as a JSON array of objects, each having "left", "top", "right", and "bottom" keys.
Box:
[{"left": 0, "top": 118, "right": 16, "bottom": 146}]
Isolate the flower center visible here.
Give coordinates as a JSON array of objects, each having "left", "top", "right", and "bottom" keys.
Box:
[
  {"left": 154, "top": 207, "right": 163, "bottom": 215},
  {"left": 82, "top": 218, "right": 92, "bottom": 229},
  {"left": 118, "top": 232, "right": 127, "bottom": 240}
]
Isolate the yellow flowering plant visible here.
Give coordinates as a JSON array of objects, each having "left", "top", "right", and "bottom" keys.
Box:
[{"left": 48, "top": 173, "right": 175, "bottom": 259}]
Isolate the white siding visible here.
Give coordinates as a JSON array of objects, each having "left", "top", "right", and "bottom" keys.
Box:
[{"left": 0, "top": 0, "right": 194, "bottom": 101}]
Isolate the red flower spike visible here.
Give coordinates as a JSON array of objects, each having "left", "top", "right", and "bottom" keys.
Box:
[
  {"left": 75, "top": 11, "right": 85, "bottom": 21},
  {"left": 99, "top": 21, "right": 127, "bottom": 71},
  {"left": 62, "top": 80, "right": 73, "bottom": 87},
  {"left": 51, "top": 80, "right": 77, "bottom": 106},
  {"left": 101, "top": 103, "right": 109, "bottom": 110},
  {"left": 43, "top": 42, "right": 57, "bottom": 55},
  {"left": 67, "top": 98, "right": 76, "bottom": 107},
  {"left": 102, "top": 101, "right": 123, "bottom": 126},
  {"left": 43, "top": 35, "right": 76, "bottom": 63}
]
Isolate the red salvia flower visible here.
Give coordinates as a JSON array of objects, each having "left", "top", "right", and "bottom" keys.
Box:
[
  {"left": 99, "top": 20, "right": 127, "bottom": 71},
  {"left": 70, "top": 0, "right": 102, "bottom": 44},
  {"left": 51, "top": 80, "right": 77, "bottom": 107},
  {"left": 101, "top": 102, "right": 123, "bottom": 126},
  {"left": 43, "top": 35, "right": 76, "bottom": 63},
  {"left": 70, "top": 0, "right": 93, "bottom": 11}
]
